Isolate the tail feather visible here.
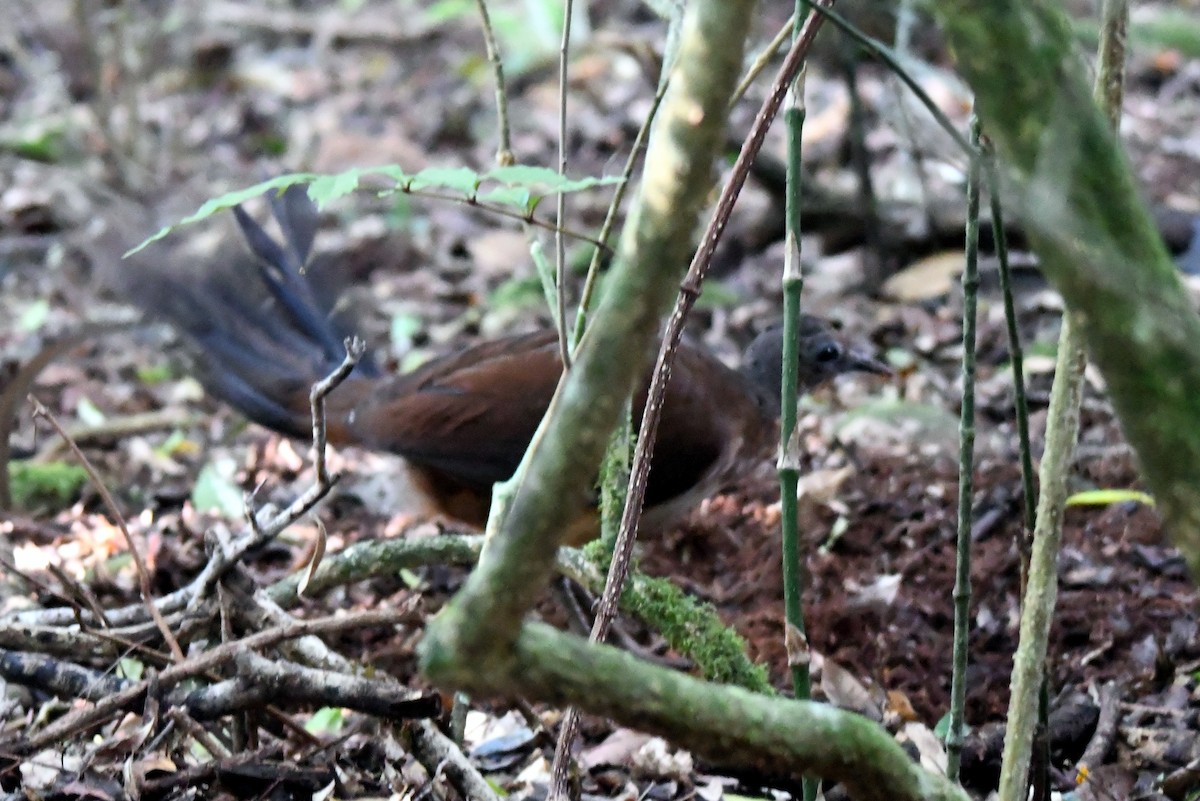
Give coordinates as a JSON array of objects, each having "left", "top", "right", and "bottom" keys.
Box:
[
  {"left": 231, "top": 200, "right": 347, "bottom": 366},
  {"left": 130, "top": 186, "right": 375, "bottom": 439},
  {"left": 265, "top": 181, "right": 318, "bottom": 267}
]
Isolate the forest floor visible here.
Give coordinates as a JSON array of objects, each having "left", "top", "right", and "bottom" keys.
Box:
[{"left": 1, "top": 1, "right": 1198, "bottom": 799}]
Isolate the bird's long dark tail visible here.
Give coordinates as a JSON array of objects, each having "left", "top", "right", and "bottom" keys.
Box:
[{"left": 133, "top": 186, "right": 375, "bottom": 439}]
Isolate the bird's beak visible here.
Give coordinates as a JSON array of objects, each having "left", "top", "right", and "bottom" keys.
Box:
[{"left": 848, "top": 348, "right": 893, "bottom": 377}]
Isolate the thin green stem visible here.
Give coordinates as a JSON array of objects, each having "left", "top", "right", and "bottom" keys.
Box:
[
  {"left": 983, "top": 150, "right": 1036, "bottom": 560},
  {"left": 471, "top": 0, "right": 514, "bottom": 165},
  {"left": 553, "top": 0, "right": 576, "bottom": 368},
  {"left": 730, "top": 11, "right": 796, "bottom": 108},
  {"left": 945, "top": 113, "right": 981, "bottom": 781},
  {"left": 572, "top": 32, "right": 677, "bottom": 348},
  {"left": 779, "top": 7, "right": 817, "bottom": 801}
]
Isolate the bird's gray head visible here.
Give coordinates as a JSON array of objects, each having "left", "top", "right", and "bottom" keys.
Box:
[{"left": 742, "top": 315, "right": 891, "bottom": 411}]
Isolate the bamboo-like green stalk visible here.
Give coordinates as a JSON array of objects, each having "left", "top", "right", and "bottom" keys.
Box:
[
  {"left": 945, "top": 113, "right": 981, "bottom": 782},
  {"left": 779, "top": 3, "right": 808, "bottom": 702},
  {"left": 997, "top": 2, "right": 1129, "bottom": 797},
  {"left": 779, "top": 7, "right": 815, "bottom": 801}
]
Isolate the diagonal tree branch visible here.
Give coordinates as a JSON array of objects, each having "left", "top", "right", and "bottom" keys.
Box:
[
  {"left": 423, "top": 0, "right": 761, "bottom": 662},
  {"left": 928, "top": 0, "right": 1200, "bottom": 580}
]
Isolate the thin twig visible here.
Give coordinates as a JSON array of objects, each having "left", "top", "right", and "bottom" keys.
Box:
[
  {"left": 553, "top": 0, "right": 576, "bottom": 369},
  {"left": 729, "top": 11, "right": 796, "bottom": 108},
  {"left": 191, "top": 339, "right": 359, "bottom": 617},
  {"left": 420, "top": 187, "right": 612, "bottom": 249},
  {"left": 29, "top": 397, "right": 185, "bottom": 663},
  {"left": 983, "top": 142, "right": 1036, "bottom": 585},
  {"left": 471, "top": 0, "right": 514, "bottom": 165},
  {"left": 309, "top": 337, "right": 364, "bottom": 487},
  {"left": 572, "top": 77, "right": 670, "bottom": 347},
  {"left": 33, "top": 409, "right": 203, "bottom": 463}
]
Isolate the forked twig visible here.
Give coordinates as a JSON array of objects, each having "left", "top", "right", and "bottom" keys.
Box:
[
  {"left": 309, "top": 337, "right": 364, "bottom": 487},
  {"left": 201, "top": 336, "right": 364, "bottom": 601}
]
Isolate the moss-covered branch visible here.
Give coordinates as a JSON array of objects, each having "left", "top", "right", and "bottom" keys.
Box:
[
  {"left": 268, "top": 534, "right": 770, "bottom": 692},
  {"left": 487, "top": 623, "right": 967, "bottom": 801},
  {"left": 930, "top": 0, "right": 1200, "bottom": 579}
]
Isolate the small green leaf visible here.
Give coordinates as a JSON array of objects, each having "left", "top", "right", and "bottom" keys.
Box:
[
  {"left": 309, "top": 170, "right": 362, "bottom": 205},
  {"left": 1, "top": 125, "right": 66, "bottom": 162},
  {"left": 136, "top": 363, "right": 175, "bottom": 385},
  {"left": 192, "top": 461, "right": 244, "bottom": 517},
  {"left": 125, "top": 174, "right": 319, "bottom": 255},
  {"left": 487, "top": 166, "right": 623, "bottom": 195},
  {"left": 18, "top": 299, "right": 50, "bottom": 332},
  {"left": 487, "top": 164, "right": 564, "bottom": 187},
  {"left": 408, "top": 167, "right": 484, "bottom": 195},
  {"left": 1065, "top": 489, "right": 1155, "bottom": 507},
  {"left": 305, "top": 706, "right": 345, "bottom": 734},
  {"left": 75, "top": 397, "right": 107, "bottom": 427},
  {"left": 553, "top": 175, "right": 625, "bottom": 193},
  {"left": 118, "top": 658, "right": 145, "bottom": 681},
  {"left": 475, "top": 186, "right": 536, "bottom": 212},
  {"left": 364, "top": 164, "right": 412, "bottom": 186}
]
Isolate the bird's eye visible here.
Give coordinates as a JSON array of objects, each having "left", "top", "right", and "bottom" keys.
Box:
[{"left": 816, "top": 344, "right": 840, "bottom": 363}]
